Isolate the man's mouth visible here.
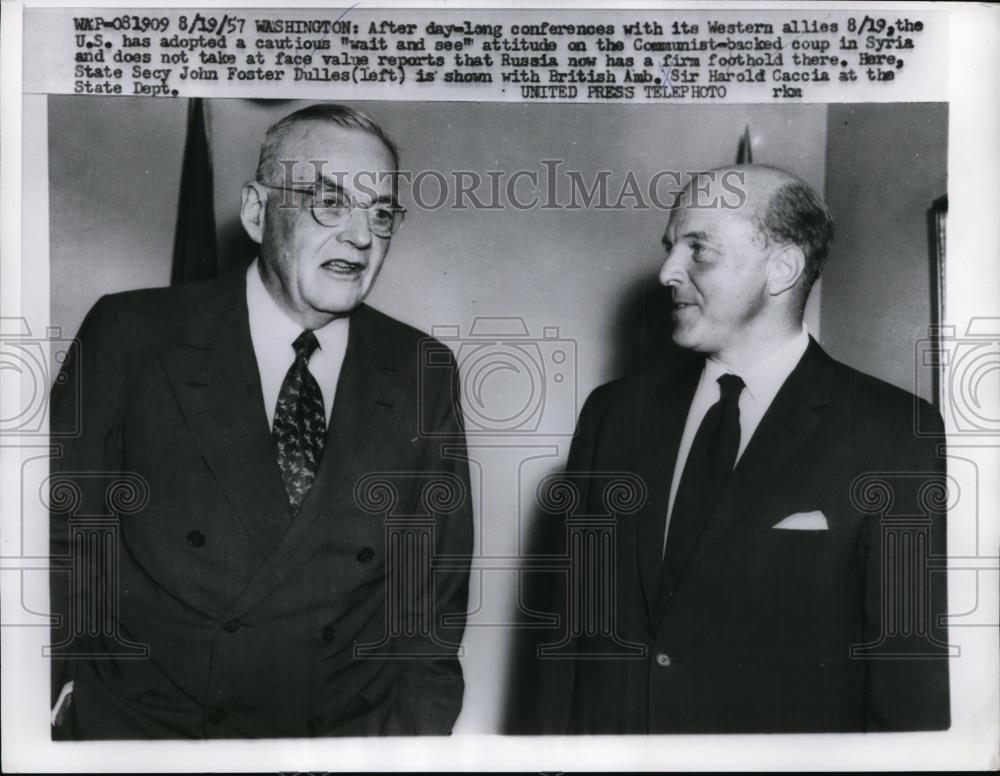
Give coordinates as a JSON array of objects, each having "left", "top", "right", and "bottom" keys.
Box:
[{"left": 321, "top": 259, "right": 366, "bottom": 276}]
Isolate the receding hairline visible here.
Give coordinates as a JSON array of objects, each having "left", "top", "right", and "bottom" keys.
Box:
[
  {"left": 688, "top": 164, "right": 802, "bottom": 215},
  {"left": 271, "top": 120, "right": 395, "bottom": 162},
  {"left": 671, "top": 165, "right": 819, "bottom": 234},
  {"left": 255, "top": 105, "right": 400, "bottom": 182}
]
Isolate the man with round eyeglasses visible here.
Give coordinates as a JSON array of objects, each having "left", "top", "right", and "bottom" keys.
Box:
[
  {"left": 253, "top": 181, "right": 405, "bottom": 237},
  {"left": 49, "top": 103, "right": 473, "bottom": 739}
]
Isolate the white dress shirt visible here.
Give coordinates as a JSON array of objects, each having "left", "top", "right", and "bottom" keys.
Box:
[
  {"left": 663, "top": 328, "right": 810, "bottom": 553},
  {"left": 246, "top": 259, "right": 349, "bottom": 428}
]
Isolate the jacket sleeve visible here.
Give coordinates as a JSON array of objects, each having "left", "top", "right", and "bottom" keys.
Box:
[
  {"left": 558, "top": 386, "right": 613, "bottom": 732},
  {"left": 380, "top": 348, "right": 473, "bottom": 735},
  {"left": 862, "top": 399, "right": 950, "bottom": 731},
  {"left": 499, "top": 383, "right": 614, "bottom": 735},
  {"left": 49, "top": 297, "right": 127, "bottom": 710},
  {"left": 565, "top": 385, "right": 607, "bottom": 475}
]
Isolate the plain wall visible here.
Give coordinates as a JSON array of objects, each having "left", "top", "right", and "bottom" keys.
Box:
[
  {"left": 823, "top": 103, "right": 947, "bottom": 402},
  {"left": 49, "top": 97, "right": 188, "bottom": 342},
  {"left": 48, "top": 97, "right": 848, "bottom": 733}
]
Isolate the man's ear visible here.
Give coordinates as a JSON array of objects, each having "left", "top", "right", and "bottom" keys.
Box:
[
  {"left": 766, "top": 243, "right": 806, "bottom": 297},
  {"left": 240, "top": 182, "right": 266, "bottom": 245}
]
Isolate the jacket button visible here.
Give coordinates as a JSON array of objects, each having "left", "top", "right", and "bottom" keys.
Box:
[
  {"left": 186, "top": 530, "right": 205, "bottom": 547},
  {"left": 223, "top": 618, "right": 242, "bottom": 633},
  {"left": 306, "top": 715, "right": 323, "bottom": 733},
  {"left": 207, "top": 707, "right": 226, "bottom": 724},
  {"left": 655, "top": 652, "right": 672, "bottom": 667},
  {"left": 321, "top": 625, "right": 336, "bottom": 643},
  {"left": 356, "top": 546, "right": 374, "bottom": 563}
]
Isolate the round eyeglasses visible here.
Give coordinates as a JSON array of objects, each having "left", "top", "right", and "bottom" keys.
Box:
[{"left": 257, "top": 182, "right": 406, "bottom": 238}]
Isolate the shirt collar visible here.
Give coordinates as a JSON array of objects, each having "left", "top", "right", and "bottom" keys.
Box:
[
  {"left": 246, "top": 258, "right": 348, "bottom": 354},
  {"left": 704, "top": 327, "right": 810, "bottom": 406}
]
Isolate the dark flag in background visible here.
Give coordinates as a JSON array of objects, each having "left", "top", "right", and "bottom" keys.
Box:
[
  {"left": 171, "top": 98, "right": 219, "bottom": 285},
  {"left": 736, "top": 124, "right": 754, "bottom": 164}
]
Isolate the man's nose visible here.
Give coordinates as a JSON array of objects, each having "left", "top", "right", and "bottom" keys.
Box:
[
  {"left": 337, "top": 205, "right": 374, "bottom": 249},
  {"left": 659, "top": 246, "right": 686, "bottom": 287}
]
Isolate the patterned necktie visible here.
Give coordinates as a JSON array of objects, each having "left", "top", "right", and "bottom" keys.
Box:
[
  {"left": 273, "top": 330, "right": 327, "bottom": 514},
  {"left": 663, "top": 373, "right": 745, "bottom": 579}
]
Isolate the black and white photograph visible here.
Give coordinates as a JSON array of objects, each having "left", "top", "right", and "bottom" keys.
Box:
[{"left": 1, "top": 2, "right": 998, "bottom": 772}]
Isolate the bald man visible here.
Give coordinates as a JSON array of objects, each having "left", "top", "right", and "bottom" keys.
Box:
[{"left": 560, "top": 165, "right": 949, "bottom": 733}]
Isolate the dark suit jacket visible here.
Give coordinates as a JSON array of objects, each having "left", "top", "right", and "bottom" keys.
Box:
[
  {"left": 553, "top": 339, "right": 949, "bottom": 734},
  {"left": 49, "top": 268, "right": 473, "bottom": 739}
]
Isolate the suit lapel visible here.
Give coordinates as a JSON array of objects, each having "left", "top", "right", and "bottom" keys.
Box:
[
  {"left": 684, "top": 339, "right": 833, "bottom": 574},
  {"left": 227, "top": 306, "right": 407, "bottom": 615},
  {"left": 634, "top": 366, "right": 700, "bottom": 621},
  {"left": 159, "top": 271, "right": 291, "bottom": 556}
]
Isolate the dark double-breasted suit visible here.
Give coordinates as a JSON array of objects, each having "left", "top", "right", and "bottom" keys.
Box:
[
  {"left": 49, "top": 268, "right": 473, "bottom": 738},
  {"left": 553, "top": 339, "right": 949, "bottom": 733}
]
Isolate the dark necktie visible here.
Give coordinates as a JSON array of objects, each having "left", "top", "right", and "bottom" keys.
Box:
[
  {"left": 273, "top": 330, "right": 327, "bottom": 514},
  {"left": 663, "top": 373, "right": 745, "bottom": 580}
]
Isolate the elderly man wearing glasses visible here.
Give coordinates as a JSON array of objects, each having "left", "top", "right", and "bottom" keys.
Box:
[{"left": 49, "top": 104, "right": 473, "bottom": 739}]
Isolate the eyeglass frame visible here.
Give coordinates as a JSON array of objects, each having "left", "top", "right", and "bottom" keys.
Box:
[{"left": 255, "top": 180, "right": 407, "bottom": 238}]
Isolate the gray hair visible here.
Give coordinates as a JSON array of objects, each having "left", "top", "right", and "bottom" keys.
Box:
[
  {"left": 755, "top": 177, "right": 835, "bottom": 289},
  {"left": 255, "top": 103, "right": 400, "bottom": 183}
]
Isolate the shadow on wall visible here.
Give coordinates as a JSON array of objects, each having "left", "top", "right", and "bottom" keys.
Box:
[
  {"left": 219, "top": 214, "right": 259, "bottom": 272},
  {"left": 610, "top": 274, "right": 696, "bottom": 380},
  {"left": 502, "top": 276, "right": 696, "bottom": 735}
]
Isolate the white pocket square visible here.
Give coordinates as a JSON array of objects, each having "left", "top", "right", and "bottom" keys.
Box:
[{"left": 772, "top": 510, "right": 828, "bottom": 531}]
